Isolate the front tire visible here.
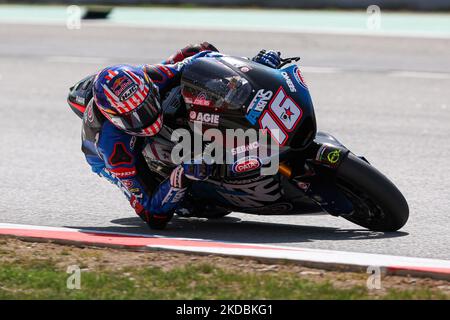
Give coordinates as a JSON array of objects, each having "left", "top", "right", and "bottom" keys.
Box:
[{"left": 336, "top": 153, "right": 409, "bottom": 231}]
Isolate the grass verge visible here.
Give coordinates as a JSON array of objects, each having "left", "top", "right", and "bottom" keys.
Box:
[{"left": 0, "top": 237, "right": 448, "bottom": 299}]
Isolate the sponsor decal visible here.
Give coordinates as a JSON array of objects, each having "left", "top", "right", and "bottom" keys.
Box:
[
  {"left": 245, "top": 89, "right": 273, "bottom": 125},
  {"left": 75, "top": 95, "right": 85, "bottom": 105},
  {"left": 316, "top": 145, "right": 342, "bottom": 166},
  {"left": 189, "top": 111, "right": 220, "bottom": 126},
  {"left": 281, "top": 71, "right": 297, "bottom": 93},
  {"left": 231, "top": 141, "right": 259, "bottom": 156},
  {"left": 293, "top": 66, "right": 308, "bottom": 88},
  {"left": 111, "top": 76, "right": 134, "bottom": 98},
  {"left": 193, "top": 92, "right": 212, "bottom": 107},
  {"left": 120, "top": 84, "right": 138, "bottom": 101},
  {"left": 121, "top": 179, "right": 134, "bottom": 189},
  {"left": 109, "top": 167, "right": 137, "bottom": 178},
  {"left": 240, "top": 66, "right": 250, "bottom": 73},
  {"left": 327, "top": 150, "right": 341, "bottom": 164},
  {"left": 232, "top": 157, "right": 261, "bottom": 174}
]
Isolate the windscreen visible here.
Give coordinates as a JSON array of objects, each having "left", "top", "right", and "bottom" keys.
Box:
[{"left": 181, "top": 57, "right": 253, "bottom": 110}]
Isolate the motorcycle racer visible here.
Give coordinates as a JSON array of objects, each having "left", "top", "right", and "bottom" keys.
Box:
[{"left": 67, "top": 43, "right": 282, "bottom": 230}]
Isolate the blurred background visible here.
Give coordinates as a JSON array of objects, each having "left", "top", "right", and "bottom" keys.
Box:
[
  {"left": 1, "top": 0, "right": 450, "bottom": 10},
  {"left": 0, "top": 1, "right": 449, "bottom": 259}
]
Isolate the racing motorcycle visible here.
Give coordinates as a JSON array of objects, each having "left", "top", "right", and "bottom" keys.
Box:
[{"left": 69, "top": 55, "right": 409, "bottom": 232}]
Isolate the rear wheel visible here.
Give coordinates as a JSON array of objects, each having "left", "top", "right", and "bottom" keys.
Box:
[{"left": 336, "top": 153, "right": 409, "bottom": 231}]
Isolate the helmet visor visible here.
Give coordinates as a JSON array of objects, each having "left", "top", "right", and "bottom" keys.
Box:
[{"left": 102, "top": 92, "right": 162, "bottom": 136}]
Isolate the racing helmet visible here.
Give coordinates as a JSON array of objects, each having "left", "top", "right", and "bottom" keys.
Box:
[{"left": 93, "top": 64, "right": 163, "bottom": 136}]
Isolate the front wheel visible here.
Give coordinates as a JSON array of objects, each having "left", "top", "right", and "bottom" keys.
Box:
[{"left": 336, "top": 153, "right": 409, "bottom": 231}]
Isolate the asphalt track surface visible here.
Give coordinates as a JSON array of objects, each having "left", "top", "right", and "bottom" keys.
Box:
[{"left": 1, "top": 21, "right": 449, "bottom": 260}]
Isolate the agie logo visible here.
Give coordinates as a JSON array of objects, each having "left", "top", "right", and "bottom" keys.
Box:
[
  {"left": 232, "top": 157, "right": 261, "bottom": 173},
  {"left": 189, "top": 111, "right": 220, "bottom": 126}
]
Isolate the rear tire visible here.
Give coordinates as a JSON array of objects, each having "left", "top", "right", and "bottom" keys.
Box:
[{"left": 336, "top": 153, "right": 409, "bottom": 231}]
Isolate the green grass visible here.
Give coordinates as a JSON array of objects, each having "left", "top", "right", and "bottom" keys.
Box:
[{"left": 0, "top": 260, "right": 447, "bottom": 300}]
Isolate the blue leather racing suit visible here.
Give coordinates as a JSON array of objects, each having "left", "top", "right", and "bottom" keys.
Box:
[{"left": 80, "top": 45, "right": 223, "bottom": 227}]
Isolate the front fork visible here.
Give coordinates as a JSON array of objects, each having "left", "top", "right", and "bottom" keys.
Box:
[{"left": 278, "top": 139, "right": 354, "bottom": 216}]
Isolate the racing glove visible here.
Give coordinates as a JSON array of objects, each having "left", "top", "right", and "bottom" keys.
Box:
[
  {"left": 130, "top": 194, "right": 174, "bottom": 230},
  {"left": 163, "top": 42, "right": 219, "bottom": 65},
  {"left": 252, "top": 49, "right": 281, "bottom": 69}
]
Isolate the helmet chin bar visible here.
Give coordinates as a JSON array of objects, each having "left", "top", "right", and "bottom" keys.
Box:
[
  {"left": 124, "top": 114, "right": 164, "bottom": 137},
  {"left": 96, "top": 94, "right": 163, "bottom": 137}
]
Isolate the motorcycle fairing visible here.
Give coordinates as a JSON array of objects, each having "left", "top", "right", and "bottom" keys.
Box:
[
  {"left": 188, "top": 174, "right": 324, "bottom": 215},
  {"left": 292, "top": 132, "right": 354, "bottom": 216},
  {"left": 180, "top": 56, "right": 317, "bottom": 152},
  {"left": 154, "top": 56, "right": 355, "bottom": 217}
]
